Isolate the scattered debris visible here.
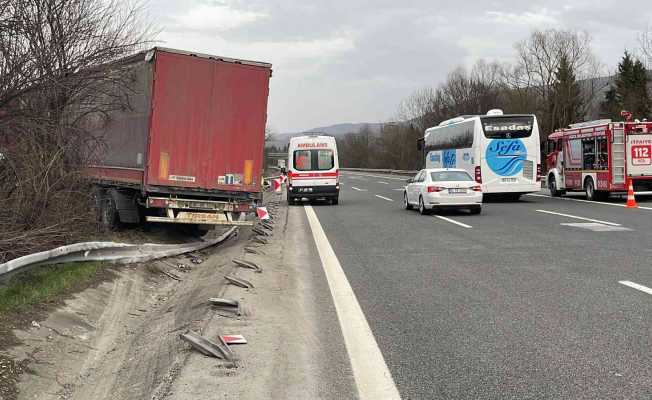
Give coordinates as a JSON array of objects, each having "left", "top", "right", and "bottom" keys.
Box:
[
  {"left": 221, "top": 335, "right": 247, "bottom": 345},
  {"left": 161, "top": 270, "right": 182, "bottom": 281},
  {"left": 31, "top": 321, "right": 41, "bottom": 329},
  {"left": 252, "top": 227, "right": 268, "bottom": 236},
  {"left": 208, "top": 298, "right": 242, "bottom": 315},
  {"left": 232, "top": 258, "right": 263, "bottom": 273},
  {"left": 252, "top": 236, "right": 269, "bottom": 245},
  {"left": 224, "top": 275, "right": 254, "bottom": 289},
  {"left": 180, "top": 331, "right": 234, "bottom": 361},
  {"left": 190, "top": 257, "right": 204, "bottom": 264},
  {"left": 245, "top": 247, "right": 265, "bottom": 255}
]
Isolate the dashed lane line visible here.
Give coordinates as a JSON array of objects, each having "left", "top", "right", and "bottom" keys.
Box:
[
  {"left": 526, "top": 193, "right": 652, "bottom": 211},
  {"left": 378, "top": 181, "right": 389, "bottom": 184},
  {"left": 351, "top": 187, "right": 368, "bottom": 192},
  {"left": 375, "top": 195, "right": 394, "bottom": 202},
  {"left": 434, "top": 215, "right": 472, "bottom": 229},
  {"left": 304, "top": 206, "right": 401, "bottom": 400},
  {"left": 343, "top": 172, "right": 409, "bottom": 181},
  {"left": 619, "top": 281, "right": 652, "bottom": 296},
  {"left": 535, "top": 209, "right": 621, "bottom": 226}
]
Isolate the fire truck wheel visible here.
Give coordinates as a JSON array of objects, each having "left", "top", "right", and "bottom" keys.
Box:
[
  {"left": 548, "top": 175, "right": 562, "bottom": 197},
  {"left": 584, "top": 178, "right": 596, "bottom": 201}
]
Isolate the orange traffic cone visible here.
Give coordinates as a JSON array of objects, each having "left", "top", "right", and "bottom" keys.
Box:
[{"left": 626, "top": 179, "right": 638, "bottom": 208}]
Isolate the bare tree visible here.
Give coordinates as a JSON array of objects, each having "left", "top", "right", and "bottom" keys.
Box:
[
  {"left": 0, "top": 0, "right": 152, "bottom": 262},
  {"left": 510, "top": 29, "right": 602, "bottom": 136},
  {"left": 639, "top": 25, "right": 652, "bottom": 69}
]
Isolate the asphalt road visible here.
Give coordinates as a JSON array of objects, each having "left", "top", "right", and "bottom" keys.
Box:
[{"left": 303, "top": 171, "right": 652, "bottom": 399}]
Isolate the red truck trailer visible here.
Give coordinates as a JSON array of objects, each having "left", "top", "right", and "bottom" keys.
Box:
[{"left": 86, "top": 48, "right": 272, "bottom": 230}]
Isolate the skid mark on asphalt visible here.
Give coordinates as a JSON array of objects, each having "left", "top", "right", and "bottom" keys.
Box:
[
  {"left": 619, "top": 281, "right": 652, "bottom": 296},
  {"left": 536, "top": 209, "right": 621, "bottom": 226},
  {"left": 433, "top": 215, "right": 472, "bottom": 229},
  {"left": 304, "top": 206, "right": 401, "bottom": 400}
]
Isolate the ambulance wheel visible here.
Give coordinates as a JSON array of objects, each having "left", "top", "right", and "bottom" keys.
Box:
[
  {"left": 331, "top": 196, "right": 339, "bottom": 205},
  {"left": 469, "top": 206, "right": 482, "bottom": 215}
]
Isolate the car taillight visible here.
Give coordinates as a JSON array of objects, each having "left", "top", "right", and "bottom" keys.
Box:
[
  {"left": 475, "top": 166, "right": 482, "bottom": 183},
  {"left": 472, "top": 185, "right": 482, "bottom": 192},
  {"left": 427, "top": 186, "right": 445, "bottom": 192},
  {"left": 536, "top": 163, "right": 542, "bottom": 182}
]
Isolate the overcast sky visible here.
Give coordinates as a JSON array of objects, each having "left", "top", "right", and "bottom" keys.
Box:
[{"left": 149, "top": 0, "right": 652, "bottom": 132}]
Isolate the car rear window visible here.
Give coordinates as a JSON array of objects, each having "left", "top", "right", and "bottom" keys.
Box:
[
  {"left": 431, "top": 171, "right": 473, "bottom": 181},
  {"left": 293, "top": 149, "right": 334, "bottom": 171}
]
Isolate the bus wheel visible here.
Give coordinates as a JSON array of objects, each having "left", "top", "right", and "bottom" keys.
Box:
[
  {"left": 584, "top": 178, "right": 596, "bottom": 201},
  {"left": 548, "top": 175, "right": 561, "bottom": 197}
]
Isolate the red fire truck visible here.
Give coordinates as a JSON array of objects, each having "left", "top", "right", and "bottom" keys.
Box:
[{"left": 545, "top": 117, "right": 652, "bottom": 200}]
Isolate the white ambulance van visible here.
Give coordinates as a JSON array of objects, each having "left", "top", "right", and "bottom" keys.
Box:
[{"left": 287, "top": 135, "right": 340, "bottom": 204}]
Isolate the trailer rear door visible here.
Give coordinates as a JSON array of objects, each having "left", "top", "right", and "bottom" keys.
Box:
[{"left": 146, "top": 50, "right": 271, "bottom": 193}]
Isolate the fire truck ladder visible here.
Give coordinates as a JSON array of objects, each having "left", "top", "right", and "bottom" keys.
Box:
[{"left": 612, "top": 127, "right": 626, "bottom": 184}]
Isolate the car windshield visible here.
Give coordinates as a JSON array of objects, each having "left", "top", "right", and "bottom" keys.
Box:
[{"left": 430, "top": 171, "right": 473, "bottom": 182}]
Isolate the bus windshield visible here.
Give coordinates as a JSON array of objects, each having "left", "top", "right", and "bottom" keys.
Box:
[{"left": 481, "top": 116, "right": 534, "bottom": 139}]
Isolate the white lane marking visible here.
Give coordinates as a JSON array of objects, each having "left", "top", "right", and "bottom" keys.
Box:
[
  {"left": 560, "top": 222, "right": 632, "bottom": 232},
  {"left": 619, "top": 281, "right": 652, "bottom": 296},
  {"left": 526, "top": 193, "right": 652, "bottom": 211},
  {"left": 343, "top": 172, "right": 408, "bottom": 181},
  {"left": 535, "top": 209, "right": 621, "bottom": 226},
  {"left": 351, "top": 186, "right": 368, "bottom": 192},
  {"left": 375, "top": 195, "right": 394, "bottom": 202},
  {"left": 304, "top": 206, "right": 401, "bottom": 400},
  {"left": 393, "top": 188, "right": 405, "bottom": 191},
  {"left": 378, "top": 181, "right": 389, "bottom": 184},
  {"left": 434, "top": 215, "right": 472, "bottom": 229}
]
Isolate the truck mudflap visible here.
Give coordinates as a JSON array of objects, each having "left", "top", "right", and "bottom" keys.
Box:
[{"left": 146, "top": 209, "right": 254, "bottom": 226}]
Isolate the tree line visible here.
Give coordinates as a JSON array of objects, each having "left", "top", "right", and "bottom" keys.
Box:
[
  {"left": 337, "top": 28, "right": 652, "bottom": 170},
  {"left": 0, "top": 0, "right": 150, "bottom": 262}
]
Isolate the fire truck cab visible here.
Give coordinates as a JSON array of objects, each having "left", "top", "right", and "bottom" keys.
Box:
[{"left": 546, "top": 119, "right": 652, "bottom": 200}]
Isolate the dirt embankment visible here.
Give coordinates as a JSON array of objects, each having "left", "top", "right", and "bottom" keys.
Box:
[{"left": 2, "top": 225, "right": 242, "bottom": 400}]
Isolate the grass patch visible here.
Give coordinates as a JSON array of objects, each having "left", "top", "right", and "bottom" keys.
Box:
[{"left": 0, "top": 262, "right": 104, "bottom": 313}]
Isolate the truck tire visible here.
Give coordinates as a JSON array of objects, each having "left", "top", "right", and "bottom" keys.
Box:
[
  {"left": 548, "top": 174, "right": 562, "bottom": 197},
  {"left": 100, "top": 195, "right": 119, "bottom": 230},
  {"left": 584, "top": 178, "right": 596, "bottom": 201}
]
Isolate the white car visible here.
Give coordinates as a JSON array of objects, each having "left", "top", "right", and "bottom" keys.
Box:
[{"left": 404, "top": 168, "right": 483, "bottom": 215}]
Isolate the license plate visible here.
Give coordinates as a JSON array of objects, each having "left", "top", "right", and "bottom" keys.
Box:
[
  {"left": 448, "top": 188, "right": 467, "bottom": 194},
  {"left": 501, "top": 178, "right": 517, "bottom": 183}
]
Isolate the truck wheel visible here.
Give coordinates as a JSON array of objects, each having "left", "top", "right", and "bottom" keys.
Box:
[
  {"left": 100, "top": 195, "right": 119, "bottom": 230},
  {"left": 548, "top": 175, "right": 562, "bottom": 197},
  {"left": 584, "top": 178, "right": 596, "bottom": 201}
]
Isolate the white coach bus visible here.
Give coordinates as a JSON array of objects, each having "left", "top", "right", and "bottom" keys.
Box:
[{"left": 421, "top": 110, "right": 541, "bottom": 199}]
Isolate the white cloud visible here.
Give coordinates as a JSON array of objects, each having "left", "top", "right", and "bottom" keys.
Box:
[
  {"left": 173, "top": 4, "right": 267, "bottom": 32},
  {"left": 485, "top": 10, "right": 559, "bottom": 27}
]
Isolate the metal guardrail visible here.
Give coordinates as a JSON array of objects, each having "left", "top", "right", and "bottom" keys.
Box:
[
  {"left": 340, "top": 168, "right": 417, "bottom": 176},
  {"left": 0, "top": 227, "right": 237, "bottom": 279}
]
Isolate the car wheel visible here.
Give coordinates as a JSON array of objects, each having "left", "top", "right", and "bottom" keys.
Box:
[
  {"left": 470, "top": 206, "right": 481, "bottom": 215},
  {"left": 418, "top": 196, "right": 429, "bottom": 215},
  {"left": 404, "top": 192, "right": 412, "bottom": 210},
  {"left": 548, "top": 175, "right": 561, "bottom": 197}
]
